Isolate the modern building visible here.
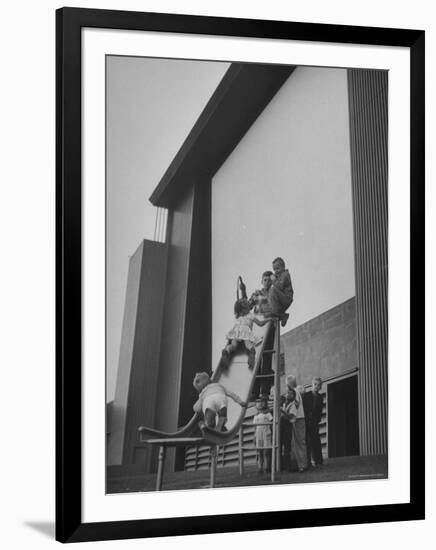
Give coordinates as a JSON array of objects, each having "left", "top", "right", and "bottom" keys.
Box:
[
  {"left": 184, "top": 296, "right": 357, "bottom": 471},
  {"left": 281, "top": 297, "right": 359, "bottom": 460},
  {"left": 107, "top": 62, "right": 388, "bottom": 479}
]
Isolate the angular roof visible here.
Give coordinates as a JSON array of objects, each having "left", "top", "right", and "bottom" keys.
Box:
[{"left": 150, "top": 62, "right": 295, "bottom": 207}]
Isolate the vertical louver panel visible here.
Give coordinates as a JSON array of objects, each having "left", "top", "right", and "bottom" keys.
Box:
[
  {"left": 184, "top": 395, "right": 328, "bottom": 471},
  {"left": 184, "top": 410, "right": 257, "bottom": 471},
  {"left": 348, "top": 69, "right": 388, "bottom": 456}
]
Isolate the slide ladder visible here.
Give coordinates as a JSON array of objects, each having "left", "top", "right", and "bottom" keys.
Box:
[
  {"left": 137, "top": 277, "right": 282, "bottom": 490},
  {"left": 238, "top": 319, "right": 282, "bottom": 482}
]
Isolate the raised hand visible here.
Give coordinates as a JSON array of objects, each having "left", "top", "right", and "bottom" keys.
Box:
[
  {"left": 239, "top": 277, "right": 246, "bottom": 293},
  {"left": 239, "top": 276, "right": 248, "bottom": 299}
]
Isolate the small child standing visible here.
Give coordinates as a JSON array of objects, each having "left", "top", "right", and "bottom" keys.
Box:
[
  {"left": 193, "top": 372, "right": 246, "bottom": 432},
  {"left": 220, "top": 299, "right": 269, "bottom": 370},
  {"left": 269, "top": 257, "right": 294, "bottom": 327},
  {"left": 253, "top": 398, "right": 273, "bottom": 474}
]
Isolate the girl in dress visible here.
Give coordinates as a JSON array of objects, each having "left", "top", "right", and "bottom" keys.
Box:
[
  {"left": 193, "top": 372, "right": 246, "bottom": 431},
  {"left": 253, "top": 398, "right": 273, "bottom": 474},
  {"left": 219, "top": 298, "right": 269, "bottom": 370}
]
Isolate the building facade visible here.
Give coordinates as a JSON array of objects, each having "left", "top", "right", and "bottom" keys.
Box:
[
  {"left": 281, "top": 297, "right": 359, "bottom": 460},
  {"left": 107, "top": 63, "right": 388, "bottom": 478}
]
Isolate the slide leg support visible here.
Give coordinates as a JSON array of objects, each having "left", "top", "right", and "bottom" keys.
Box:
[
  {"left": 156, "top": 446, "right": 166, "bottom": 491},
  {"left": 210, "top": 445, "right": 218, "bottom": 488}
]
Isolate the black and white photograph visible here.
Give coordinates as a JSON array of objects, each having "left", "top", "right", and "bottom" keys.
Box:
[
  {"left": 51, "top": 5, "right": 425, "bottom": 544},
  {"left": 0, "top": 0, "right": 430, "bottom": 547},
  {"left": 105, "top": 57, "right": 389, "bottom": 494}
]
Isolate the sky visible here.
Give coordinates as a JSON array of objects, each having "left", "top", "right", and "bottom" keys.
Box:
[
  {"left": 211, "top": 66, "right": 355, "bottom": 365},
  {"left": 106, "top": 56, "right": 230, "bottom": 401},
  {"left": 106, "top": 58, "right": 355, "bottom": 402}
]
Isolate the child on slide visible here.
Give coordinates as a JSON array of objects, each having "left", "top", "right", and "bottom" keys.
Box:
[
  {"left": 193, "top": 372, "right": 247, "bottom": 432},
  {"left": 220, "top": 298, "right": 269, "bottom": 370}
]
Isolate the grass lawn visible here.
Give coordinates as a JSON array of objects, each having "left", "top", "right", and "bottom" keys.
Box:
[{"left": 107, "top": 454, "right": 388, "bottom": 494}]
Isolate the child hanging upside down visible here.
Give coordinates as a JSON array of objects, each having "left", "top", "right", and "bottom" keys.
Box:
[
  {"left": 220, "top": 298, "right": 270, "bottom": 370},
  {"left": 193, "top": 372, "right": 247, "bottom": 432}
]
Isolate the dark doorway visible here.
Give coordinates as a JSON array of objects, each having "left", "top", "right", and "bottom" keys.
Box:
[{"left": 327, "top": 375, "right": 359, "bottom": 457}]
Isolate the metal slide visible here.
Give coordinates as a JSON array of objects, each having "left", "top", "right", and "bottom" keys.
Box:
[{"left": 138, "top": 318, "right": 273, "bottom": 444}]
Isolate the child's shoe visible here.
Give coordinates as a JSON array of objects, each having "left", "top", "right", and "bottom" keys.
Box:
[{"left": 280, "top": 313, "right": 290, "bottom": 327}]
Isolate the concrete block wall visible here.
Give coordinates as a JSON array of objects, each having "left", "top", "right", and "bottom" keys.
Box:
[{"left": 280, "top": 297, "right": 356, "bottom": 392}]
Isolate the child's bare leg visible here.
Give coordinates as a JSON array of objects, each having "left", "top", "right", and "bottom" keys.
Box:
[
  {"left": 265, "top": 449, "right": 272, "bottom": 472},
  {"left": 220, "top": 340, "right": 237, "bottom": 370},
  {"left": 204, "top": 409, "right": 216, "bottom": 429},
  {"left": 216, "top": 407, "right": 227, "bottom": 431},
  {"left": 220, "top": 339, "right": 239, "bottom": 369},
  {"left": 226, "top": 339, "right": 239, "bottom": 354},
  {"left": 258, "top": 449, "right": 264, "bottom": 473},
  {"left": 245, "top": 342, "right": 256, "bottom": 369}
]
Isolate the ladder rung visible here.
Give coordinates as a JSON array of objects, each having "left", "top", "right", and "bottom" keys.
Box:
[
  {"left": 262, "top": 349, "right": 276, "bottom": 354},
  {"left": 255, "top": 373, "right": 275, "bottom": 378}
]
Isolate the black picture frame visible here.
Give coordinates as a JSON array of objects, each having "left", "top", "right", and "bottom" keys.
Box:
[{"left": 56, "top": 7, "right": 425, "bottom": 543}]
